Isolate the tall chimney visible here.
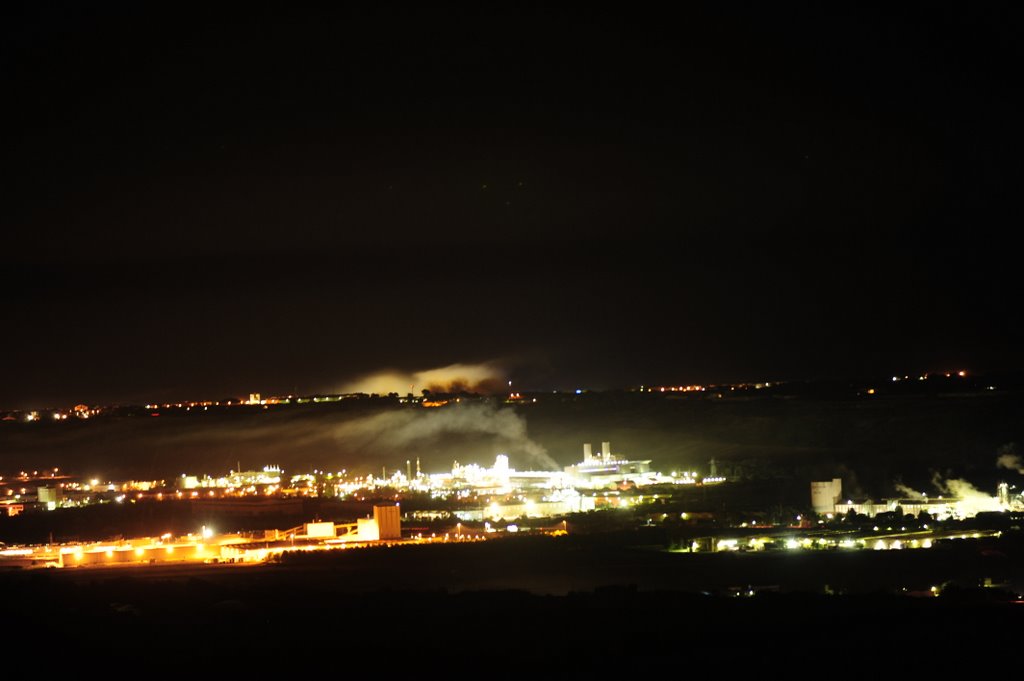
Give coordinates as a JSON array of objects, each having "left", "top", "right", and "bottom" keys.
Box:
[
  {"left": 583, "top": 443, "right": 593, "bottom": 463},
  {"left": 601, "top": 441, "right": 611, "bottom": 462}
]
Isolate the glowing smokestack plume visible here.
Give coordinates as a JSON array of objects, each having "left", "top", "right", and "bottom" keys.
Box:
[
  {"left": 996, "top": 450, "right": 1024, "bottom": 475},
  {"left": 340, "top": 362, "right": 504, "bottom": 395},
  {"left": 894, "top": 481, "right": 927, "bottom": 499},
  {"left": 930, "top": 471, "right": 1003, "bottom": 516},
  {"left": 328, "top": 402, "right": 558, "bottom": 470}
]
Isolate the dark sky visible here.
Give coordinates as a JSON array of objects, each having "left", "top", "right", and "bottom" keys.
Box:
[{"left": 1, "top": 4, "right": 1020, "bottom": 408}]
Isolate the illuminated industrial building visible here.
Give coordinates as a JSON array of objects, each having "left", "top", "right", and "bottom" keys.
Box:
[
  {"left": 819, "top": 480, "right": 1021, "bottom": 520},
  {"left": 2, "top": 441, "right": 722, "bottom": 521},
  {"left": 810, "top": 479, "right": 842, "bottom": 515},
  {"left": 176, "top": 465, "right": 282, "bottom": 490},
  {"left": 0, "top": 505, "right": 406, "bottom": 570},
  {"left": 455, "top": 492, "right": 597, "bottom": 521},
  {"left": 564, "top": 442, "right": 654, "bottom": 488}
]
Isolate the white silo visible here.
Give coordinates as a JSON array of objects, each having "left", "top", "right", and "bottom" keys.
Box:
[{"left": 810, "top": 478, "right": 842, "bottom": 515}]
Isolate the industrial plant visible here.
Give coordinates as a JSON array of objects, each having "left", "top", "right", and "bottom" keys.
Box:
[
  {"left": 810, "top": 478, "right": 1023, "bottom": 521},
  {"left": 0, "top": 504, "right": 406, "bottom": 569},
  {"left": 2, "top": 442, "right": 721, "bottom": 523}
]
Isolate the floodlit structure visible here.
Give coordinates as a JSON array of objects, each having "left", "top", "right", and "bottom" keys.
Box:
[
  {"left": 37, "top": 486, "right": 63, "bottom": 506},
  {"left": 833, "top": 495, "right": 1003, "bottom": 521},
  {"left": 176, "top": 466, "right": 282, "bottom": 490},
  {"left": 456, "top": 492, "right": 597, "bottom": 521},
  {"left": 357, "top": 517, "right": 380, "bottom": 541},
  {"left": 304, "top": 521, "right": 337, "bottom": 538},
  {"left": 300, "top": 505, "right": 403, "bottom": 542},
  {"left": 824, "top": 481, "right": 1018, "bottom": 520},
  {"left": 0, "top": 504, "right": 410, "bottom": 571},
  {"left": 430, "top": 455, "right": 570, "bottom": 493},
  {"left": 374, "top": 504, "right": 402, "bottom": 540},
  {"left": 564, "top": 442, "right": 653, "bottom": 489},
  {"left": 810, "top": 479, "right": 842, "bottom": 515}
]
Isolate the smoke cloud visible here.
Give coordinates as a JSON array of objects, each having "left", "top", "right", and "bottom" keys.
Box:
[
  {"left": 325, "top": 402, "right": 557, "bottom": 470},
  {"left": 929, "top": 471, "right": 1003, "bottom": 515},
  {"left": 339, "top": 363, "right": 505, "bottom": 395},
  {"left": 149, "top": 401, "right": 557, "bottom": 473},
  {"left": 893, "top": 480, "right": 926, "bottom": 499},
  {"left": 996, "top": 444, "right": 1023, "bottom": 475}
]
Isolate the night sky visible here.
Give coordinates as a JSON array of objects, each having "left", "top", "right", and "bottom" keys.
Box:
[{"left": 2, "top": 4, "right": 1020, "bottom": 408}]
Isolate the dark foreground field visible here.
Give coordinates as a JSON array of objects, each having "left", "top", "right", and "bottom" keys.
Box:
[{"left": 4, "top": 531, "right": 1024, "bottom": 667}]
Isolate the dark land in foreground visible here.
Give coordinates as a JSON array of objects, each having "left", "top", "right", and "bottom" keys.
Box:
[{"left": 5, "top": 531, "right": 1024, "bottom": 662}]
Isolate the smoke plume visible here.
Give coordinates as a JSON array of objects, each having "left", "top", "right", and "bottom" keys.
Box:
[
  {"left": 326, "top": 402, "right": 557, "bottom": 470},
  {"left": 930, "top": 471, "right": 1002, "bottom": 515},
  {"left": 996, "top": 444, "right": 1023, "bottom": 475},
  {"left": 893, "top": 480, "right": 926, "bottom": 499},
  {"left": 339, "top": 362, "right": 504, "bottom": 395},
  {"left": 0, "top": 400, "right": 556, "bottom": 478}
]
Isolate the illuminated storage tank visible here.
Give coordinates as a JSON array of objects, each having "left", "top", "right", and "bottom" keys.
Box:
[
  {"left": 357, "top": 517, "right": 379, "bottom": 541},
  {"left": 37, "top": 486, "right": 64, "bottom": 504},
  {"left": 810, "top": 479, "right": 842, "bottom": 515},
  {"left": 304, "top": 521, "right": 336, "bottom": 538},
  {"left": 374, "top": 504, "right": 401, "bottom": 540}
]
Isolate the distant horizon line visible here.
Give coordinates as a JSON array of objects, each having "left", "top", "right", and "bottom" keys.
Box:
[{"left": 4, "top": 366, "right": 1021, "bottom": 414}]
